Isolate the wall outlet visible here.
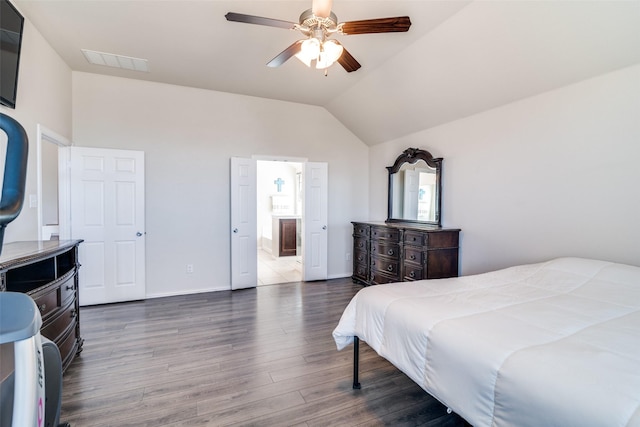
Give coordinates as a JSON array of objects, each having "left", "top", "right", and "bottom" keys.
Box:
[
  {"left": 346, "top": 253, "right": 351, "bottom": 261},
  {"left": 186, "top": 264, "right": 194, "bottom": 274}
]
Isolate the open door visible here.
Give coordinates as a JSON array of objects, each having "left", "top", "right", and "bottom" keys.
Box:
[
  {"left": 302, "top": 162, "right": 328, "bottom": 281},
  {"left": 230, "top": 157, "right": 257, "bottom": 289}
]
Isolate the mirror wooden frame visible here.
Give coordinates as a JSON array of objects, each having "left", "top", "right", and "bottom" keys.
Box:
[{"left": 386, "top": 147, "right": 442, "bottom": 226}]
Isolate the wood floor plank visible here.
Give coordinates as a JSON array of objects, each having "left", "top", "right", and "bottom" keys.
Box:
[{"left": 60, "top": 279, "right": 469, "bottom": 426}]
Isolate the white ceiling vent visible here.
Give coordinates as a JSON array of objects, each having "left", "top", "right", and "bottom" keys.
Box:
[{"left": 81, "top": 49, "right": 149, "bottom": 72}]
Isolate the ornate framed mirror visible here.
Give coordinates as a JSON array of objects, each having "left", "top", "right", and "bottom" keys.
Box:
[{"left": 386, "top": 147, "right": 442, "bottom": 226}]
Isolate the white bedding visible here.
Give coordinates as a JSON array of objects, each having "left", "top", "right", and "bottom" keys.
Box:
[{"left": 333, "top": 258, "right": 640, "bottom": 426}]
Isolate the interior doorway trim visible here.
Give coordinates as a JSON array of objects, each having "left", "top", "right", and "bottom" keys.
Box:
[
  {"left": 36, "top": 124, "right": 71, "bottom": 241},
  {"left": 251, "top": 154, "right": 308, "bottom": 163}
]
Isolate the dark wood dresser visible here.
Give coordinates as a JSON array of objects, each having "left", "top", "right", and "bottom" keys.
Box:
[
  {"left": 0, "top": 240, "right": 83, "bottom": 372},
  {"left": 352, "top": 222, "right": 459, "bottom": 286}
]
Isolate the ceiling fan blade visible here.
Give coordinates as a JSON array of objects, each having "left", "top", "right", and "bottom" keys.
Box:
[
  {"left": 267, "top": 41, "right": 304, "bottom": 67},
  {"left": 225, "top": 12, "right": 297, "bottom": 30},
  {"left": 312, "top": 0, "right": 333, "bottom": 18},
  {"left": 337, "top": 46, "right": 361, "bottom": 73},
  {"left": 340, "top": 16, "right": 411, "bottom": 35}
]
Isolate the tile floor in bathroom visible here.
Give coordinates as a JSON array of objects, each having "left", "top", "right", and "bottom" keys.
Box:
[{"left": 258, "top": 248, "right": 302, "bottom": 285}]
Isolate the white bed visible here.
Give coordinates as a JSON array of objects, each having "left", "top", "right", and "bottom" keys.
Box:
[{"left": 333, "top": 257, "right": 640, "bottom": 426}]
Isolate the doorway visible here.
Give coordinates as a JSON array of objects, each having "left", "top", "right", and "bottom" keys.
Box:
[
  {"left": 36, "top": 124, "right": 71, "bottom": 241},
  {"left": 256, "top": 160, "right": 302, "bottom": 286},
  {"left": 230, "top": 158, "right": 327, "bottom": 290}
]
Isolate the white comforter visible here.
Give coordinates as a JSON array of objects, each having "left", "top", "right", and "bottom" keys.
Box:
[{"left": 333, "top": 258, "right": 640, "bottom": 426}]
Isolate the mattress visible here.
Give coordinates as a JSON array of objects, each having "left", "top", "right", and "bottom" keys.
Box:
[{"left": 333, "top": 257, "right": 640, "bottom": 426}]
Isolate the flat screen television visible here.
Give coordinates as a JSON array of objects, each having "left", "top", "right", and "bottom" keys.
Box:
[{"left": 0, "top": 0, "right": 25, "bottom": 109}]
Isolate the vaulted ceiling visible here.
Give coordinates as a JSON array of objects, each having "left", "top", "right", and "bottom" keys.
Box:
[{"left": 14, "top": 0, "right": 640, "bottom": 146}]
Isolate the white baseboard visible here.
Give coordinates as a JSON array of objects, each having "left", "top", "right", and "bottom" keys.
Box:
[
  {"left": 145, "top": 274, "right": 352, "bottom": 300},
  {"left": 328, "top": 272, "right": 352, "bottom": 280},
  {"left": 145, "top": 286, "right": 230, "bottom": 299}
]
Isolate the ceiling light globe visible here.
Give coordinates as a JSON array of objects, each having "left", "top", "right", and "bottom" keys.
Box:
[
  {"left": 295, "top": 38, "right": 321, "bottom": 67},
  {"left": 301, "top": 38, "right": 321, "bottom": 59},
  {"left": 316, "top": 40, "right": 343, "bottom": 69}
]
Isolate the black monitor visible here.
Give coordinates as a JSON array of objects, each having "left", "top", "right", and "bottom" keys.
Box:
[{"left": 0, "top": 0, "right": 25, "bottom": 109}]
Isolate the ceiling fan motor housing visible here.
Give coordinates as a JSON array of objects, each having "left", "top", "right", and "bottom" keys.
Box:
[{"left": 299, "top": 9, "right": 338, "bottom": 33}]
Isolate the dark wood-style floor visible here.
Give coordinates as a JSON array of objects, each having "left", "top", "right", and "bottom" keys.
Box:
[{"left": 61, "top": 278, "right": 470, "bottom": 426}]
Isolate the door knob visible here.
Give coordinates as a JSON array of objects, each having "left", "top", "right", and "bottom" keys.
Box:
[
  {"left": 233, "top": 228, "right": 238, "bottom": 233},
  {"left": 136, "top": 232, "right": 144, "bottom": 237},
  {"left": 322, "top": 225, "right": 327, "bottom": 230}
]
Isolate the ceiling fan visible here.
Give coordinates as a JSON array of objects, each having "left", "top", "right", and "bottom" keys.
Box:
[{"left": 225, "top": 0, "right": 411, "bottom": 74}]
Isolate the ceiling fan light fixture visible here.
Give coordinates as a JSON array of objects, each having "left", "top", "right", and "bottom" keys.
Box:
[
  {"left": 295, "top": 37, "right": 321, "bottom": 67},
  {"left": 316, "top": 40, "right": 343, "bottom": 69}
]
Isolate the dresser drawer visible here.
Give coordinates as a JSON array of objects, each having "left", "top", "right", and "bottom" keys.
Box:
[
  {"left": 59, "top": 274, "right": 76, "bottom": 306},
  {"left": 371, "top": 271, "right": 400, "bottom": 285},
  {"left": 58, "top": 326, "right": 80, "bottom": 372},
  {"left": 33, "top": 287, "right": 59, "bottom": 321},
  {"left": 404, "top": 231, "right": 427, "bottom": 246},
  {"left": 354, "top": 250, "right": 368, "bottom": 265},
  {"left": 41, "top": 298, "right": 76, "bottom": 343},
  {"left": 370, "top": 242, "right": 400, "bottom": 260},
  {"left": 353, "top": 223, "right": 371, "bottom": 237},
  {"left": 353, "top": 263, "right": 368, "bottom": 282},
  {"left": 404, "top": 264, "right": 424, "bottom": 281},
  {"left": 371, "top": 256, "right": 400, "bottom": 277},
  {"left": 354, "top": 236, "right": 368, "bottom": 253},
  {"left": 404, "top": 247, "right": 424, "bottom": 264},
  {"left": 371, "top": 226, "right": 400, "bottom": 242}
]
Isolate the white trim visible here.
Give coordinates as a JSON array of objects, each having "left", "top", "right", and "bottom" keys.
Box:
[
  {"left": 328, "top": 273, "right": 352, "bottom": 280},
  {"left": 251, "top": 154, "right": 308, "bottom": 163},
  {"left": 36, "top": 124, "right": 71, "bottom": 241},
  {"left": 145, "top": 286, "right": 230, "bottom": 299}
]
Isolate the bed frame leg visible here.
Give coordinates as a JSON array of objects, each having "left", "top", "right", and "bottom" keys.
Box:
[{"left": 353, "top": 336, "right": 361, "bottom": 389}]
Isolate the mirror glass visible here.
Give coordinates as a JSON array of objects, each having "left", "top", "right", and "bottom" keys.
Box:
[{"left": 387, "top": 148, "right": 442, "bottom": 226}]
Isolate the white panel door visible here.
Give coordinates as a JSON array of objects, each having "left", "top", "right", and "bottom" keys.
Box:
[
  {"left": 303, "top": 162, "right": 328, "bottom": 281},
  {"left": 69, "top": 147, "right": 145, "bottom": 306},
  {"left": 230, "top": 157, "right": 257, "bottom": 290}
]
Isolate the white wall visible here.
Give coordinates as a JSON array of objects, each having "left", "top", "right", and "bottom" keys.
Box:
[
  {"left": 0, "top": 14, "right": 71, "bottom": 244},
  {"left": 370, "top": 65, "right": 640, "bottom": 275},
  {"left": 72, "top": 72, "right": 368, "bottom": 297}
]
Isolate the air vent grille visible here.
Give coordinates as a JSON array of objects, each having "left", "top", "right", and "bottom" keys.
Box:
[{"left": 81, "top": 49, "right": 149, "bottom": 72}]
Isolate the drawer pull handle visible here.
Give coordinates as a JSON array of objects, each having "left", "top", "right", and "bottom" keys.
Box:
[
  {"left": 410, "top": 255, "right": 416, "bottom": 260},
  {"left": 358, "top": 255, "right": 364, "bottom": 261},
  {"left": 387, "top": 265, "right": 393, "bottom": 272},
  {"left": 388, "top": 249, "right": 394, "bottom": 255},
  {"left": 409, "top": 271, "right": 415, "bottom": 278},
  {"left": 358, "top": 243, "right": 364, "bottom": 248},
  {"left": 39, "top": 304, "right": 46, "bottom": 312},
  {"left": 71, "top": 309, "right": 77, "bottom": 318},
  {"left": 66, "top": 285, "right": 74, "bottom": 290}
]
